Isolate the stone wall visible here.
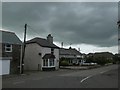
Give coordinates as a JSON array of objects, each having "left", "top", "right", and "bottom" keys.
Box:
[{"left": 1, "top": 43, "right": 21, "bottom": 74}]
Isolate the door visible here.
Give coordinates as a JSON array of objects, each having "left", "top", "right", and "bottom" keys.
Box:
[{"left": 0, "top": 60, "right": 10, "bottom": 75}]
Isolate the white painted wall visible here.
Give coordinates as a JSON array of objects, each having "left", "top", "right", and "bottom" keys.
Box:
[
  {"left": 24, "top": 43, "right": 42, "bottom": 70},
  {"left": 54, "top": 49, "right": 59, "bottom": 69},
  {"left": 24, "top": 43, "right": 59, "bottom": 70},
  {"left": 41, "top": 47, "right": 51, "bottom": 57},
  {"left": 0, "top": 60, "right": 10, "bottom": 75}
]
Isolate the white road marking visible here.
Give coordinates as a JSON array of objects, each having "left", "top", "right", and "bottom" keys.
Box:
[
  {"left": 13, "top": 81, "right": 25, "bottom": 85},
  {"left": 80, "top": 75, "right": 93, "bottom": 83},
  {"left": 80, "top": 70, "right": 110, "bottom": 83}
]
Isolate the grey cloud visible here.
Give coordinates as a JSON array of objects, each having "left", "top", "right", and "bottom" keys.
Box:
[{"left": 2, "top": 2, "right": 118, "bottom": 47}]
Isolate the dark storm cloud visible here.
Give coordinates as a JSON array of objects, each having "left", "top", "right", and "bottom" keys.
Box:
[{"left": 2, "top": 2, "right": 118, "bottom": 47}]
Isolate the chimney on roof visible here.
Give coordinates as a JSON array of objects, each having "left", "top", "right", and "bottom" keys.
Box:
[
  {"left": 61, "top": 42, "right": 63, "bottom": 48},
  {"left": 47, "top": 34, "right": 53, "bottom": 44},
  {"left": 69, "top": 43, "right": 72, "bottom": 49},
  {"left": 69, "top": 46, "right": 72, "bottom": 49}
]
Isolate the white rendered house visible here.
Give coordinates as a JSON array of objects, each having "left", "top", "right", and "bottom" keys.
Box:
[{"left": 24, "top": 34, "right": 59, "bottom": 71}]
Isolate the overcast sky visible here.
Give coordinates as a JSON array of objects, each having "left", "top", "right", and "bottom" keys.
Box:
[{"left": 2, "top": 2, "right": 119, "bottom": 54}]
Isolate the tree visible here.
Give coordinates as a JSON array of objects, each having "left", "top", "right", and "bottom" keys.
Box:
[
  {"left": 59, "top": 57, "right": 69, "bottom": 66},
  {"left": 86, "top": 56, "right": 94, "bottom": 63},
  {"left": 113, "top": 54, "right": 120, "bottom": 64}
]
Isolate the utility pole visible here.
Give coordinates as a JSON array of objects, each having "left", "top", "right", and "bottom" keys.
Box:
[
  {"left": 21, "top": 24, "right": 27, "bottom": 74},
  {"left": 78, "top": 48, "right": 80, "bottom": 52}
]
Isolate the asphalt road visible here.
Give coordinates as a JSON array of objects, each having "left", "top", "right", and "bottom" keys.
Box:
[{"left": 2, "top": 64, "right": 118, "bottom": 88}]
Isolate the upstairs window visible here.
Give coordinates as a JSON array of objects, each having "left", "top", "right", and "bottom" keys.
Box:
[
  {"left": 5, "top": 44, "right": 12, "bottom": 52},
  {"left": 51, "top": 48, "right": 54, "bottom": 54}
]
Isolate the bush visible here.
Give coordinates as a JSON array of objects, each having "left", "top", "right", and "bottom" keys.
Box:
[
  {"left": 60, "top": 60, "right": 69, "bottom": 66},
  {"left": 113, "top": 54, "right": 120, "bottom": 64}
]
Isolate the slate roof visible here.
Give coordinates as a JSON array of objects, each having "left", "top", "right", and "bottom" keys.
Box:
[
  {"left": 94, "top": 52, "right": 114, "bottom": 58},
  {"left": 42, "top": 54, "right": 55, "bottom": 59},
  {"left": 26, "top": 37, "right": 59, "bottom": 48},
  {"left": 60, "top": 48, "right": 82, "bottom": 55},
  {"left": 0, "top": 30, "right": 22, "bottom": 45},
  {"left": 87, "top": 52, "right": 114, "bottom": 58}
]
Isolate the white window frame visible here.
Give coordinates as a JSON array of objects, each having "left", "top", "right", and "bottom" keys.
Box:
[
  {"left": 43, "top": 59, "right": 48, "bottom": 66},
  {"left": 42, "top": 59, "right": 55, "bottom": 67},
  {"left": 5, "top": 44, "right": 12, "bottom": 52},
  {"left": 49, "top": 58, "right": 55, "bottom": 66}
]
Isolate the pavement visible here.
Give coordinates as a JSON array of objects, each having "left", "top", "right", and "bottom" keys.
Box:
[
  {"left": 2, "top": 65, "right": 100, "bottom": 79},
  {"left": 60, "top": 65, "right": 101, "bottom": 70},
  {"left": 2, "top": 64, "right": 119, "bottom": 88}
]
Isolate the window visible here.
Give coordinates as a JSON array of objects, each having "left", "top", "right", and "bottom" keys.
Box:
[
  {"left": 51, "top": 48, "right": 54, "bottom": 54},
  {"left": 5, "top": 44, "right": 12, "bottom": 52},
  {"left": 49, "top": 59, "right": 54, "bottom": 66},
  {"left": 43, "top": 59, "right": 48, "bottom": 66},
  {"left": 43, "top": 59, "right": 55, "bottom": 67}
]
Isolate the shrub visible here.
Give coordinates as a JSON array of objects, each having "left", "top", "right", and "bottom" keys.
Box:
[{"left": 60, "top": 60, "right": 69, "bottom": 66}]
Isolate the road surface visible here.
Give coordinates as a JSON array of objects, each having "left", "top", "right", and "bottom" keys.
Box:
[{"left": 2, "top": 64, "right": 118, "bottom": 88}]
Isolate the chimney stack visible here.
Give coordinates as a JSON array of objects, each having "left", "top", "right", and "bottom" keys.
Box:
[
  {"left": 47, "top": 34, "right": 53, "bottom": 44},
  {"left": 61, "top": 42, "right": 63, "bottom": 48}
]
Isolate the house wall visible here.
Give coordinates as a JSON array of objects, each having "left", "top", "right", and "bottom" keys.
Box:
[
  {"left": 60, "top": 54, "right": 75, "bottom": 58},
  {"left": 24, "top": 43, "right": 42, "bottom": 70},
  {"left": 54, "top": 49, "right": 59, "bottom": 70},
  {"left": 24, "top": 43, "right": 59, "bottom": 70},
  {"left": 0, "top": 43, "right": 21, "bottom": 74},
  {"left": 60, "top": 54, "right": 82, "bottom": 65},
  {"left": 10, "top": 44, "right": 21, "bottom": 74}
]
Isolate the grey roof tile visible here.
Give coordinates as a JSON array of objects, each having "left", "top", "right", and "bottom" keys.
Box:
[
  {"left": 0, "top": 30, "right": 22, "bottom": 44},
  {"left": 60, "top": 48, "right": 82, "bottom": 55},
  {"left": 42, "top": 54, "right": 55, "bottom": 59},
  {"left": 26, "top": 37, "right": 59, "bottom": 48}
]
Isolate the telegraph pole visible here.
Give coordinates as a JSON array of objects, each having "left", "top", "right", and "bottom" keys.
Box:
[{"left": 21, "top": 24, "right": 27, "bottom": 74}]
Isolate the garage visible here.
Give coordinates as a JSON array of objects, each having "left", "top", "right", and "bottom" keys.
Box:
[{"left": 0, "top": 60, "right": 10, "bottom": 75}]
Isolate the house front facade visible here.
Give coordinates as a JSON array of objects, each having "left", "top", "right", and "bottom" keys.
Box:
[
  {"left": 60, "top": 47, "right": 82, "bottom": 65},
  {"left": 0, "top": 30, "right": 22, "bottom": 75},
  {"left": 24, "top": 34, "right": 59, "bottom": 71}
]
